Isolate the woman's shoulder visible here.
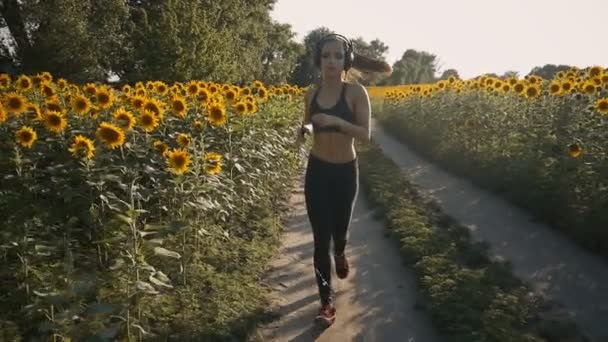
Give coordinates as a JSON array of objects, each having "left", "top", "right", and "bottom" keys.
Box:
[{"left": 344, "top": 82, "right": 368, "bottom": 98}]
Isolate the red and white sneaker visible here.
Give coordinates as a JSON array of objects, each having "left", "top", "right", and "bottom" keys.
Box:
[
  {"left": 335, "top": 254, "right": 349, "bottom": 279},
  {"left": 315, "top": 303, "right": 336, "bottom": 327}
]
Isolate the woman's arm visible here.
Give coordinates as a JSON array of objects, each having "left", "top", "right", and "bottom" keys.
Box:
[
  {"left": 295, "top": 87, "right": 316, "bottom": 145},
  {"left": 338, "top": 84, "right": 371, "bottom": 144}
]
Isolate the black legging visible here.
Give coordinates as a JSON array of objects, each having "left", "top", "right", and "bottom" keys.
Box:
[{"left": 304, "top": 153, "right": 359, "bottom": 306}]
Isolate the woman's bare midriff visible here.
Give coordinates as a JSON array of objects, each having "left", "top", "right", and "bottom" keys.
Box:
[{"left": 310, "top": 131, "right": 356, "bottom": 163}]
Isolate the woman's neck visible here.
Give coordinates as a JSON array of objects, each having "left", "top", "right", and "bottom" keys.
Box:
[{"left": 320, "top": 76, "right": 343, "bottom": 90}]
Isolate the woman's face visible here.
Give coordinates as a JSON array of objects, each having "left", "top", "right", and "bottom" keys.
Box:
[{"left": 320, "top": 40, "right": 345, "bottom": 78}]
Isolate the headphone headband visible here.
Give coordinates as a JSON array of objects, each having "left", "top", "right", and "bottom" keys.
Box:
[
  {"left": 315, "top": 33, "right": 355, "bottom": 71},
  {"left": 317, "top": 34, "right": 353, "bottom": 51}
]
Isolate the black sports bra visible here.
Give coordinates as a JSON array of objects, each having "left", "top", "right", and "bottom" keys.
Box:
[{"left": 309, "top": 83, "right": 356, "bottom": 133}]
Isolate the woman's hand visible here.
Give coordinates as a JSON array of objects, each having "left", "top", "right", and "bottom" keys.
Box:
[{"left": 311, "top": 113, "right": 343, "bottom": 129}]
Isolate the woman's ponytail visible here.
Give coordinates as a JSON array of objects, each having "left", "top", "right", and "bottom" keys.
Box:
[{"left": 351, "top": 52, "right": 393, "bottom": 74}]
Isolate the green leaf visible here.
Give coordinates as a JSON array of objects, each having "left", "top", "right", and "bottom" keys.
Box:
[{"left": 153, "top": 247, "right": 181, "bottom": 259}]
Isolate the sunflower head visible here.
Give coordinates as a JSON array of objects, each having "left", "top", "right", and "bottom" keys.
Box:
[
  {"left": 15, "top": 126, "right": 37, "bottom": 148},
  {"left": 165, "top": 148, "right": 191, "bottom": 175},
  {"left": 26, "top": 104, "right": 43, "bottom": 121},
  {"left": 113, "top": 108, "right": 135, "bottom": 130},
  {"left": 68, "top": 135, "right": 95, "bottom": 160},
  {"left": 16, "top": 75, "right": 32, "bottom": 92},
  {"left": 46, "top": 100, "right": 63, "bottom": 114},
  {"left": 193, "top": 120, "right": 204, "bottom": 132},
  {"left": 524, "top": 85, "right": 541, "bottom": 98},
  {"left": 595, "top": 98, "right": 608, "bottom": 115},
  {"left": 153, "top": 140, "right": 169, "bottom": 155},
  {"left": 234, "top": 101, "right": 247, "bottom": 116},
  {"left": 96, "top": 87, "right": 115, "bottom": 109},
  {"left": 71, "top": 95, "right": 92, "bottom": 115},
  {"left": 176, "top": 133, "right": 191, "bottom": 147},
  {"left": 96, "top": 122, "right": 125, "bottom": 149},
  {"left": 204, "top": 152, "right": 223, "bottom": 175},
  {"left": 44, "top": 110, "right": 67, "bottom": 134},
  {"left": 155, "top": 82, "right": 169, "bottom": 95},
  {"left": 0, "top": 74, "right": 11, "bottom": 89},
  {"left": 186, "top": 81, "right": 200, "bottom": 97},
  {"left": 0, "top": 104, "right": 7, "bottom": 123},
  {"left": 56, "top": 79, "right": 68, "bottom": 91},
  {"left": 139, "top": 110, "right": 160, "bottom": 132},
  {"left": 171, "top": 96, "right": 188, "bottom": 118},
  {"left": 143, "top": 98, "right": 165, "bottom": 118},
  {"left": 207, "top": 103, "right": 226, "bottom": 127},
  {"left": 568, "top": 143, "right": 582, "bottom": 158},
  {"left": 3, "top": 92, "right": 28, "bottom": 115}
]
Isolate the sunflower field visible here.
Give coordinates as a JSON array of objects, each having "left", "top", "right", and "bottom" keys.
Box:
[
  {"left": 0, "top": 72, "right": 306, "bottom": 340},
  {"left": 373, "top": 66, "right": 608, "bottom": 258}
]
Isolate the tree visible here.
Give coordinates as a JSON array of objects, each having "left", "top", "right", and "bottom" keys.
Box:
[
  {"left": 382, "top": 49, "right": 439, "bottom": 85},
  {"left": 288, "top": 27, "right": 333, "bottom": 86},
  {"left": 438, "top": 68, "right": 460, "bottom": 80},
  {"left": 527, "top": 64, "right": 572, "bottom": 80},
  {"left": 0, "top": 0, "right": 130, "bottom": 82}
]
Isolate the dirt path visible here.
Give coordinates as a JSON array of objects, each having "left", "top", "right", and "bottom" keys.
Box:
[
  {"left": 257, "top": 175, "right": 444, "bottom": 341},
  {"left": 370, "top": 119, "right": 608, "bottom": 341}
]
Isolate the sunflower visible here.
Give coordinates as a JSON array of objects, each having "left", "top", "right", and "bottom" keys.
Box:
[
  {"left": 234, "top": 101, "right": 247, "bottom": 116},
  {"left": 130, "top": 95, "right": 146, "bottom": 110},
  {"left": 15, "top": 126, "right": 37, "bottom": 148},
  {"left": 139, "top": 110, "right": 160, "bottom": 132},
  {"left": 589, "top": 66, "right": 603, "bottom": 77},
  {"left": 252, "top": 80, "right": 264, "bottom": 88},
  {"left": 224, "top": 89, "right": 238, "bottom": 102},
  {"left": 122, "top": 84, "right": 132, "bottom": 94},
  {"left": 204, "top": 152, "right": 223, "bottom": 175},
  {"left": 186, "top": 81, "right": 200, "bottom": 97},
  {"left": 207, "top": 103, "right": 226, "bottom": 126},
  {"left": 595, "top": 98, "right": 608, "bottom": 115},
  {"left": 176, "top": 133, "right": 191, "bottom": 147},
  {"left": 549, "top": 82, "right": 561, "bottom": 95},
  {"left": 45, "top": 100, "right": 63, "bottom": 114},
  {"left": 257, "top": 87, "right": 268, "bottom": 101},
  {"left": 153, "top": 140, "right": 168, "bottom": 155},
  {"left": 568, "top": 143, "right": 582, "bottom": 158},
  {"left": 68, "top": 135, "right": 95, "bottom": 160},
  {"left": 113, "top": 108, "right": 136, "bottom": 130},
  {"left": 142, "top": 98, "right": 165, "bottom": 118},
  {"left": 560, "top": 81, "right": 573, "bottom": 93},
  {"left": 198, "top": 88, "right": 211, "bottom": 102},
  {"left": 0, "top": 104, "right": 7, "bottom": 123},
  {"left": 43, "top": 111, "right": 68, "bottom": 134},
  {"left": 96, "top": 122, "right": 125, "bottom": 149},
  {"left": 0, "top": 74, "right": 10, "bottom": 89},
  {"left": 26, "top": 104, "right": 42, "bottom": 121},
  {"left": 56, "top": 79, "right": 68, "bottom": 91},
  {"left": 155, "top": 82, "right": 169, "bottom": 95},
  {"left": 71, "top": 95, "right": 92, "bottom": 115},
  {"left": 171, "top": 96, "right": 188, "bottom": 118},
  {"left": 40, "top": 83, "right": 55, "bottom": 98},
  {"left": 3, "top": 92, "right": 28, "bottom": 115},
  {"left": 165, "top": 148, "right": 191, "bottom": 175},
  {"left": 245, "top": 101, "right": 257, "bottom": 114},
  {"left": 39, "top": 72, "right": 52, "bottom": 83},
  {"left": 96, "top": 87, "right": 115, "bottom": 109},
  {"left": 513, "top": 82, "right": 525, "bottom": 94},
  {"left": 16, "top": 75, "right": 32, "bottom": 92},
  {"left": 582, "top": 81, "right": 597, "bottom": 95},
  {"left": 524, "top": 84, "right": 541, "bottom": 98},
  {"left": 501, "top": 84, "right": 511, "bottom": 93},
  {"left": 193, "top": 120, "right": 204, "bottom": 132},
  {"left": 83, "top": 83, "right": 97, "bottom": 96}
]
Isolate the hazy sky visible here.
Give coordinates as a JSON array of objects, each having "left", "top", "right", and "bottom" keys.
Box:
[{"left": 270, "top": 0, "right": 607, "bottom": 79}]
